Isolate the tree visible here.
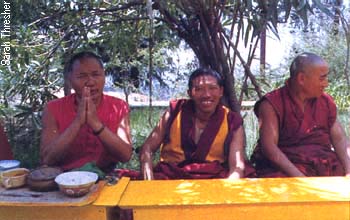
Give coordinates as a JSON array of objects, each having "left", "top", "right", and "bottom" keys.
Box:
[
  {"left": 1, "top": 0, "right": 180, "bottom": 111},
  {"left": 152, "top": 0, "right": 343, "bottom": 111},
  {"left": 1, "top": 0, "right": 345, "bottom": 113}
]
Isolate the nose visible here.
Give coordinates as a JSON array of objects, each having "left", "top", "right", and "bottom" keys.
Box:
[
  {"left": 84, "top": 75, "right": 95, "bottom": 86},
  {"left": 322, "top": 78, "right": 329, "bottom": 88},
  {"left": 202, "top": 87, "right": 211, "bottom": 97}
]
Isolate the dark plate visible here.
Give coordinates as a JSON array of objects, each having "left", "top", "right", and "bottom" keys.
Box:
[{"left": 27, "top": 166, "right": 63, "bottom": 192}]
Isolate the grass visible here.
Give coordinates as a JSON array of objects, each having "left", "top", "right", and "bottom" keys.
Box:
[{"left": 115, "top": 107, "right": 164, "bottom": 170}]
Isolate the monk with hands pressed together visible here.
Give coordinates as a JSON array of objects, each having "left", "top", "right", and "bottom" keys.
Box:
[{"left": 40, "top": 51, "right": 132, "bottom": 173}]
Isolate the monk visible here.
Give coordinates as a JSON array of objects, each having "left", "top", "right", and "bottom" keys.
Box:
[
  {"left": 40, "top": 51, "right": 132, "bottom": 173},
  {"left": 0, "top": 123, "right": 13, "bottom": 160},
  {"left": 251, "top": 52, "right": 350, "bottom": 177},
  {"left": 138, "top": 68, "right": 255, "bottom": 180}
]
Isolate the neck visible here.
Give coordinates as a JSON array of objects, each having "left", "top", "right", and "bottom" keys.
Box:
[
  {"left": 288, "top": 81, "right": 308, "bottom": 111},
  {"left": 195, "top": 112, "right": 212, "bottom": 122}
]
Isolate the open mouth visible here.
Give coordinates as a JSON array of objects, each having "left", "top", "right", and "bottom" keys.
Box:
[{"left": 200, "top": 100, "right": 215, "bottom": 108}]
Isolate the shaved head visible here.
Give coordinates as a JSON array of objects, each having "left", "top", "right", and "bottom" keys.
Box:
[{"left": 290, "top": 52, "right": 327, "bottom": 78}]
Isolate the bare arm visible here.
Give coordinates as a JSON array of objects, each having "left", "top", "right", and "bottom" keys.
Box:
[
  {"left": 85, "top": 90, "right": 132, "bottom": 162},
  {"left": 41, "top": 88, "right": 132, "bottom": 166},
  {"left": 140, "top": 109, "right": 170, "bottom": 180},
  {"left": 258, "top": 100, "right": 305, "bottom": 177},
  {"left": 227, "top": 125, "right": 245, "bottom": 179},
  {"left": 93, "top": 114, "right": 133, "bottom": 162},
  {"left": 330, "top": 120, "right": 350, "bottom": 176},
  {"left": 40, "top": 105, "right": 83, "bottom": 166}
]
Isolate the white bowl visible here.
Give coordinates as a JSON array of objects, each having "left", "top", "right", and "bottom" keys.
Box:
[
  {"left": 54, "top": 171, "right": 98, "bottom": 197},
  {"left": 0, "top": 160, "right": 20, "bottom": 171}
]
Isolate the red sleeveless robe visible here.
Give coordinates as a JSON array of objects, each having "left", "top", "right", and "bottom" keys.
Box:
[
  {"left": 47, "top": 94, "right": 129, "bottom": 172},
  {"left": 251, "top": 82, "right": 345, "bottom": 177}
]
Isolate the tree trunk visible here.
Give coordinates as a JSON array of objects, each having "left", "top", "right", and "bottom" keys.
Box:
[{"left": 155, "top": 0, "right": 265, "bottom": 111}]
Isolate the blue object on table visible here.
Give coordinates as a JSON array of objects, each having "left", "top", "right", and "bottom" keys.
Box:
[{"left": 0, "top": 160, "right": 20, "bottom": 171}]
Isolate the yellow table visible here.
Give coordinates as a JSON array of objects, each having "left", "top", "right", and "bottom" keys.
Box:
[
  {"left": 2, "top": 177, "right": 349, "bottom": 220},
  {"left": 0, "top": 177, "right": 130, "bottom": 220},
  {"left": 118, "top": 177, "right": 350, "bottom": 220}
]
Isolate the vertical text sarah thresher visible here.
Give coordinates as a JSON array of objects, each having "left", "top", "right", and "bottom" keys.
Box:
[{"left": 1, "top": 1, "right": 11, "bottom": 66}]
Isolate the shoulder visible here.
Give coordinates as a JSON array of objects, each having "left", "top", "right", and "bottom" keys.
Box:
[
  {"left": 169, "top": 99, "right": 188, "bottom": 109},
  {"left": 46, "top": 94, "right": 74, "bottom": 110},
  {"left": 262, "top": 87, "right": 285, "bottom": 105},
  {"left": 318, "top": 93, "right": 337, "bottom": 120},
  {"left": 168, "top": 99, "right": 189, "bottom": 115},
  {"left": 319, "top": 93, "right": 336, "bottom": 107},
  {"left": 223, "top": 105, "right": 243, "bottom": 130},
  {"left": 102, "top": 94, "right": 129, "bottom": 110},
  {"left": 47, "top": 94, "right": 74, "bottom": 105},
  {"left": 254, "top": 87, "right": 285, "bottom": 117}
]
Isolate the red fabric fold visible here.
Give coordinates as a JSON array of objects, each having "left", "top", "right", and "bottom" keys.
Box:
[{"left": 0, "top": 124, "right": 13, "bottom": 160}]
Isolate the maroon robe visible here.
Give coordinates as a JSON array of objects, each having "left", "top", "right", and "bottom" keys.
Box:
[
  {"left": 251, "top": 82, "right": 345, "bottom": 177},
  {"left": 117, "top": 99, "right": 256, "bottom": 180},
  {"left": 0, "top": 124, "right": 13, "bottom": 160}
]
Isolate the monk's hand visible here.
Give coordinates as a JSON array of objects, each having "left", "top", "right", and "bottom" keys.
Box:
[
  {"left": 227, "top": 172, "right": 240, "bottom": 180},
  {"left": 85, "top": 89, "right": 101, "bottom": 131},
  {"left": 76, "top": 87, "right": 89, "bottom": 126}
]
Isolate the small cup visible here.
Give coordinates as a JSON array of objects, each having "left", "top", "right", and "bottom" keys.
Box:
[{"left": 1, "top": 168, "right": 29, "bottom": 189}]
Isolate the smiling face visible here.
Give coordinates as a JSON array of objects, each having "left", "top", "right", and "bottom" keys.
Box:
[
  {"left": 69, "top": 57, "right": 105, "bottom": 105},
  {"left": 188, "top": 74, "right": 223, "bottom": 116}
]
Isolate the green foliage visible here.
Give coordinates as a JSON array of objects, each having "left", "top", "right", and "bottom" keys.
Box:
[
  {"left": 284, "top": 5, "right": 350, "bottom": 111},
  {"left": 115, "top": 107, "right": 164, "bottom": 170},
  {"left": 5, "top": 116, "right": 41, "bottom": 169},
  {"left": 3, "top": 0, "right": 347, "bottom": 116},
  {"left": 242, "top": 110, "right": 259, "bottom": 159},
  {"left": 2, "top": 0, "right": 180, "bottom": 120}
]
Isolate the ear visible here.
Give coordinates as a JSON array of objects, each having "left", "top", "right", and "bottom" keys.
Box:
[
  {"left": 187, "top": 89, "right": 191, "bottom": 98},
  {"left": 296, "top": 72, "right": 306, "bottom": 86},
  {"left": 219, "top": 86, "right": 224, "bottom": 97}
]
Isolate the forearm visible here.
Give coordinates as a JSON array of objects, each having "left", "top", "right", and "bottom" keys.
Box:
[
  {"left": 228, "top": 153, "right": 244, "bottom": 179},
  {"left": 262, "top": 146, "right": 305, "bottom": 177},
  {"left": 97, "top": 126, "right": 132, "bottom": 162},
  {"left": 329, "top": 120, "right": 350, "bottom": 175},
  {"left": 227, "top": 126, "right": 245, "bottom": 179},
  {"left": 41, "top": 119, "right": 81, "bottom": 166},
  {"left": 138, "top": 110, "right": 168, "bottom": 180},
  {"left": 334, "top": 137, "right": 350, "bottom": 174},
  {"left": 140, "top": 145, "right": 154, "bottom": 180}
]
